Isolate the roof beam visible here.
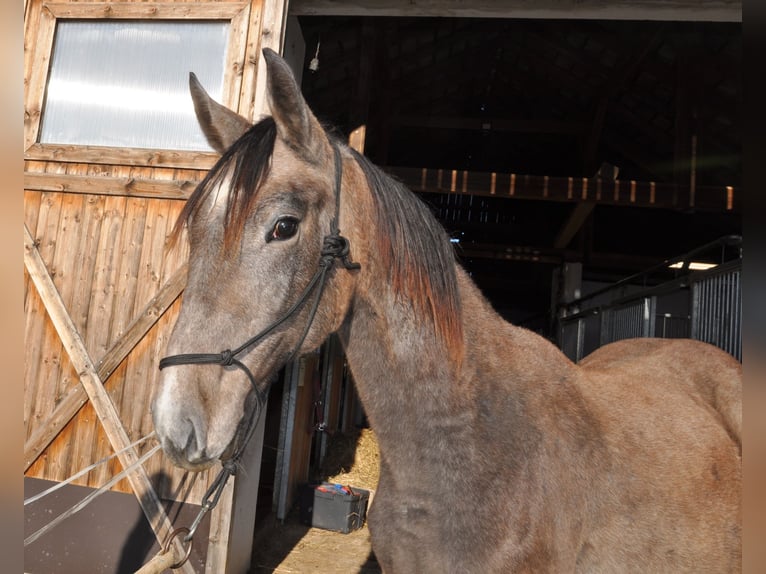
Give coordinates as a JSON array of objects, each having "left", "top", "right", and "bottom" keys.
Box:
[
  {"left": 390, "top": 166, "right": 739, "bottom": 212},
  {"left": 290, "top": 0, "right": 741, "bottom": 23}
]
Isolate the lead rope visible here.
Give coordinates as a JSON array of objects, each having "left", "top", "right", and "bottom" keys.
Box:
[{"left": 148, "top": 143, "right": 359, "bottom": 571}]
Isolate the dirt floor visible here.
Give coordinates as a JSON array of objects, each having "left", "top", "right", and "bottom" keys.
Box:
[
  {"left": 250, "top": 513, "right": 380, "bottom": 573},
  {"left": 250, "top": 429, "right": 382, "bottom": 574}
]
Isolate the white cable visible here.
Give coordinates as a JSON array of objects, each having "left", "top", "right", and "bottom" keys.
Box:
[
  {"left": 25, "top": 442, "right": 162, "bottom": 547},
  {"left": 25, "top": 431, "right": 157, "bottom": 506}
]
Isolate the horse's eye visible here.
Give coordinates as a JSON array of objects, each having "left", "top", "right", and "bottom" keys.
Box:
[{"left": 269, "top": 217, "right": 299, "bottom": 241}]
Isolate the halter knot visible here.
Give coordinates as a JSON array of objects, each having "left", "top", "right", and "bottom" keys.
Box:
[
  {"left": 221, "top": 459, "right": 238, "bottom": 475},
  {"left": 321, "top": 232, "right": 361, "bottom": 270},
  {"left": 219, "top": 349, "right": 235, "bottom": 366}
]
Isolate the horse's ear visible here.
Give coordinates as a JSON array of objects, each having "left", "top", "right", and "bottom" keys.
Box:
[
  {"left": 189, "top": 72, "right": 252, "bottom": 154},
  {"left": 262, "top": 47, "right": 326, "bottom": 162}
]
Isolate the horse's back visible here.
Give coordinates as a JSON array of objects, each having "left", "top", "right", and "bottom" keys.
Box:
[
  {"left": 579, "top": 337, "right": 741, "bottom": 444},
  {"left": 574, "top": 338, "right": 741, "bottom": 572}
]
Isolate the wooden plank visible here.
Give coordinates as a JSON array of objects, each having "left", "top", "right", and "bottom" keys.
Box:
[
  {"left": 45, "top": 2, "right": 249, "bottom": 20},
  {"left": 25, "top": 143, "right": 218, "bottom": 170},
  {"left": 122, "top": 199, "right": 192, "bottom": 496},
  {"left": 49, "top": 193, "right": 93, "bottom": 445},
  {"left": 24, "top": 3, "right": 56, "bottom": 149},
  {"left": 69, "top": 194, "right": 127, "bottom": 485},
  {"left": 26, "top": 192, "right": 67, "bottom": 445},
  {"left": 222, "top": 3, "right": 252, "bottom": 113},
  {"left": 24, "top": 190, "right": 51, "bottom": 435},
  {"left": 252, "top": 0, "right": 290, "bottom": 117},
  {"left": 288, "top": 0, "right": 742, "bottom": 22},
  {"left": 24, "top": 172, "right": 197, "bottom": 200},
  {"left": 23, "top": 223, "right": 196, "bottom": 574},
  {"left": 237, "top": 0, "right": 264, "bottom": 120},
  {"left": 91, "top": 193, "right": 146, "bottom": 488}
]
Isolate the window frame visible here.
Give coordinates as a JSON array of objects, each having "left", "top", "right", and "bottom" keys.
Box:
[{"left": 24, "top": 2, "right": 254, "bottom": 169}]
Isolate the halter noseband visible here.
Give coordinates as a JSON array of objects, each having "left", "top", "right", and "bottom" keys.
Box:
[{"left": 158, "top": 142, "right": 360, "bottom": 462}]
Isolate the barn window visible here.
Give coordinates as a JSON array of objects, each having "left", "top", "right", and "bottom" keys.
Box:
[{"left": 39, "top": 20, "right": 228, "bottom": 151}]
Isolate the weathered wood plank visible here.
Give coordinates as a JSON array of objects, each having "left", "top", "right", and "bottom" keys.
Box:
[
  {"left": 45, "top": 2, "right": 249, "bottom": 19},
  {"left": 222, "top": 3, "right": 251, "bottom": 112},
  {"left": 238, "top": 0, "right": 264, "bottom": 120},
  {"left": 70, "top": 195, "right": 127, "bottom": 485},
  {"left": 23, "top": 190, "right": 44, "bottom": 430},
  {"left": 24, "top": 172, "right": 197, "bottom": 200},
  {"left": 24, "top": 3, "right": 56, "bottom": 149},
  {"left": 25, "top": 143, "right": 218, "bottom": 170},
  {"left": 25, "top": 192, "right": 66, "bottom": 444},
  {"left": 23, "top": 264, "right": 187, "bottom": 471},
  {"left": 23, "top": 223, "right": 195, "bottom": 574},
  {"left": 252, "top": 0, "right": 289, "bottom": 117}
]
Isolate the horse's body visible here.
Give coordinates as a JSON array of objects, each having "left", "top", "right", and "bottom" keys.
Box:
[{"left": 152, "top": 48, "right": 741, "bottom": 572}]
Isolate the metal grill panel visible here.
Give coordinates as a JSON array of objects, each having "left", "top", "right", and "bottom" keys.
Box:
[
  {"left": 601, "top": 298, "right": 654, "bottom": 345},
  {"left": 691, "top": 268, "right": 741, "bottom": 360}
]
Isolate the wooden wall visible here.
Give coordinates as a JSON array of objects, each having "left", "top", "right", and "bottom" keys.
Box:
[{"left": 24, "top": 0, "right": 290, "bottom": 570}]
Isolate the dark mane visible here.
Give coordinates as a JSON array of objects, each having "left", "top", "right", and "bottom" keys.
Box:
[
  {"left": 349, "top": 148, "right": 464, "bottom": 362},
  {"left": 175, "top": 117, "right": 278, "bottom": 247}
]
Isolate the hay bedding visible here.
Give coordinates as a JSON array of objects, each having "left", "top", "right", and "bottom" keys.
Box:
[
  {"left": 251, "top": 428, "right": 382, "bottom": 573},
  {"left": 319, "top": 427, "right": 380, "bottom": 492}
]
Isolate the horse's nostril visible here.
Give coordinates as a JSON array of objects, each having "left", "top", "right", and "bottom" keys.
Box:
[{"left": 184, "top": 427, "right": 207, "bottom": 463}]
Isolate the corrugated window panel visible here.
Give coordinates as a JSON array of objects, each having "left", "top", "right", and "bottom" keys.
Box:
[{"left": 40, "top": 20, "right": 229, "bottom": 151}]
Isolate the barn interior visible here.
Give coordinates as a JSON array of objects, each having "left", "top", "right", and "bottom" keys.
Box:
[
  {"left": 251, "top": 9, "right": 743, "bottom": 540},
  {"left": 290, "top": 15, "right": 742, "bottom": 332},
  {"left": 22, "top": 2, "right": 742, "bottom": 571}
]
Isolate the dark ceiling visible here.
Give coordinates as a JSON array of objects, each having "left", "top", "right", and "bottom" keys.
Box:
[{"left": 294, "top": 16, "right": 742, "bottom": 331}]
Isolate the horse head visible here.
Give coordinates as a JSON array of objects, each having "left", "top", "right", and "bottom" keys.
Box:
[{"left": 152, "top": 48, "right": 362, "bottom": 471}]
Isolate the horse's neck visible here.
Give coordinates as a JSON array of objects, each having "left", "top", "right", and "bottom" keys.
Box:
[{"left": 339, "top": 264, "right": 574, "bottom": 446}]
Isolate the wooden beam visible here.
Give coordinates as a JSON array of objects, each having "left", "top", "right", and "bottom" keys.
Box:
[
  {"left": 25, "top": 143, "right": 218, "bottom": 170},
  {"left": 43, "top": 2, "right": 249, "bottom": 19},
  {"left": 554, "top": 201, "right": 595, "bottom": 249},
  {"left": 24, "top": 172, "right": 196, "bottom": 200},
  {"left": 24, "top": 264, "right": 188, "bottom": 471},
  {"left": 289, "top": 0, "right": 741, "bottom": 22},
  {"left": 390, "top": 166, "right": 738, "bottom": 212},
  {"left": 23, "top": 224, "right": 195, "bottom": 574}
]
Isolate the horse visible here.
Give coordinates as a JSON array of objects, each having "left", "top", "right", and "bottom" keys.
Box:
[{"left": 152, "top": 48, "right": 741, "bottom": 572}]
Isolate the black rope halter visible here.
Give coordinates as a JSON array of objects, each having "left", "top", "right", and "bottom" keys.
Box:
[{"left": 158, "top": 143, "right": 360, "bottom": 535}]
